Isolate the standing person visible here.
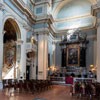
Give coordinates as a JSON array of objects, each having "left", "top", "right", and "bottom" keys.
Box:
[
  {"left": 65, "top": 74, "right": 68, "bottom": 84},
  {"left": 65, "top": 74, "right": 74, "bottom": 85},
  {"left": 65, "top": 74, "right": 74, "bottom": 96}
]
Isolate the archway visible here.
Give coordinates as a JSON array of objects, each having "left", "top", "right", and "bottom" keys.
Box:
[{"left": 2, "top": 18, "right": 21, "bottom": 79}]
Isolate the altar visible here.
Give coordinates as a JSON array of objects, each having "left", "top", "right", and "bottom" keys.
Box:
[{"left": 60, "top": 30, "right": 88, "bottom": 76}]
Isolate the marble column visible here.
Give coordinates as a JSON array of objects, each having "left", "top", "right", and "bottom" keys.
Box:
[
  {"left": 0, "top": 7, "right": 4, "bottom": 89},
  {"left": 96, "top": 20, "right": 100, "bottom": 82},
  {"left": 38, "top": 33, "right": 48, "bottom": 80},
  {"left": 19, "top": 27, "right": 27, "bottom": 80}
]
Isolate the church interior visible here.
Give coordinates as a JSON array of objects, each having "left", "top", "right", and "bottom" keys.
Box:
[{"left": 0, "top": 0, "right": 100, "bottom": 100}]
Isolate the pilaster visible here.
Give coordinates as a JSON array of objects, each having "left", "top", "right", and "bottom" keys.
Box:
[
  {"left": 19, "top": 27, "right": 27, "bottom": 80},
  {"left": 38, "top": 33, "right": 48, "bottom": 80},
  {"left": 0, "top": 7, "right": 4, "bottom": 89},
  {"left": 96, "top": 20, "right": 100, "bottom": 82}
]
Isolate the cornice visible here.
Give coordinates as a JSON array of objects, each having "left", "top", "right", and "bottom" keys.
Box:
[
  {"left": 55, "top": 13, "right": 92, "bottom": 22},
  {"left": 36, "top": 14, "right": 54, "bottom": 24},
  {"left": 35, "top": 0, "right": 51, "bottom": 7},
  {"left": 35, "top": 14, "right": 96, "bottom": 37},
  {"left": 35, "top": 14, "right": 56, "bottom": 37},
  {"left": 34, "top": 27, "right": 50, "bottom": 35},
  {"left": 48, "top": 32, "right": 55, "bottom": 42},
  {"left": 10, "top": 0, "right": 36, "bottom": 24},
  {"left": 0, "top": 3, "right": 5, "bottom": 11},
  {"left": 50, "top": 22, "right": 96, "bottom": 36},
  {"left": 92, "top": 3, "right": 100, "bottom": 16},
  {"left": 96, "top": 18, "right": 100, "bottom": 27},
  {"left": 34, "top": 27, "right": 58, "bottom": 39},
  {"left": 48, "top": 25, "right": 56, "bottom": 37},
  {"left": 30, "top": 0, "right": 35, "bottom": 6}
]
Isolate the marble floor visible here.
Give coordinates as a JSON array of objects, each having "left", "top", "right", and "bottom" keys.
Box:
[{"left": 0, "top": 85, "right": 97, "bottom": 100}]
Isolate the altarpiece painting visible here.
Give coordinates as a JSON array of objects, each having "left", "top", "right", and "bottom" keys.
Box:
[{"left": 67, "top": 44, "right": 80, "bottom": 66}]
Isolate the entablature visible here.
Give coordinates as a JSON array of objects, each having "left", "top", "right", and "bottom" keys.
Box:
[
  {"left": 0, "top": 3, "right": 5, "bottom": 11},
  {"left": 92, "top": 1, "right": 100, "bottom": 16},
  {"left": 36, "top": 14, "right": 54, "bottom": 24},
  {"left": 10, "top": 0, "right": 36, "bottom": 23},
  {"left": 34, "top": 14, "right": 55, "bottom": 36},
  {"left": 35, "top": 0, "right": 51, "bottom": 7}
]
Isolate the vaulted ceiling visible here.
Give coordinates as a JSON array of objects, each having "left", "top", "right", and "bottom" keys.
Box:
[
  {"left": 4, "top": 20, "right": 17, "bottom": 43},
  {"left": 52, "top": 0, "right": 97, "bottom": 31}
]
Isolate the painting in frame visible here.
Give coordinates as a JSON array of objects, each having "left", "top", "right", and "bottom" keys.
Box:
[{"left": 67, "top": 44, "right": 80, "bottom": 66}]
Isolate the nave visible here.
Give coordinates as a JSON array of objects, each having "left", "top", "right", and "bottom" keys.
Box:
[{"left": 0, "top": 85, "right": 97, "bottom": 100}]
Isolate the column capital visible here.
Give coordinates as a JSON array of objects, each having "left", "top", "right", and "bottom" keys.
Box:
[
  {"left": 34, "top": 29, "right": 50, "bottom": 36},
  {"left": 96, "top": 18, "right": 100, "bottom": 27},
  {"left": 34, "top": 27, "right": 50, "bottom": 34}
]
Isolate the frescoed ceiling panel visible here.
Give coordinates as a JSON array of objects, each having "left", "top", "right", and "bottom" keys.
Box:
[
  {"left": 56, "top": 0, "right": 91, "bottom": 19},
  {"left": 52, "top": 0, "right": 97, "bottom": 30},
  {"left": 55, "top": 16, "right": 96, "bottom": 30}
]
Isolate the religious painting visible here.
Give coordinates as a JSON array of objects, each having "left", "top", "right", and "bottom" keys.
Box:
[
  {"left": 4, "top": 40, "right": 16, "bottom": 68},
  {"left": 67, "top": 44, "right": 80, "bottom": 66}
]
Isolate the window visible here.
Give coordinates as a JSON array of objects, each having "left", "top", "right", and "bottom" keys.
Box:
[
  {"left": 36, "top": 7, "right": 42, "bottom": 14},
  {"left": 35, "top": 0, "right": 41, "bottom": 3}
]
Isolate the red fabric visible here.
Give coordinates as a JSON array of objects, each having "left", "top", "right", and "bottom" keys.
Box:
[{"left": 65, "top": 76, "right": 73, "bottom": 84}]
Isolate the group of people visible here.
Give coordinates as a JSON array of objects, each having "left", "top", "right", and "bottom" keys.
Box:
[{"left": 65, "top": 71, "right": 96, "bottom": 85}]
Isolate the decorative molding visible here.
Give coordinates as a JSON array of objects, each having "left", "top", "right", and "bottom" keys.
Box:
[
  {"left": 0, "top": 3, "right": 5, "bottom": 11},
  {"left": 35, "top": 14, "right": 55, "bottom": 36},
  {"left": 36, "top": 14, "right": 54, "bottom": 24},
  {"left": 16, "top": 39, "right": 23, "bottom": 45},
  {"left": 2, "top": 13, "right": 30, "bottom": 31},
  {"left": 55, "top": 13, "right": 91, "bottom": 22},
  {"left": 23, "top": 24, "right": 33, "bottom": 31},
  {"left": 92, "top": 2, "right": 100, "bottom": 16},
  {"left": 35, "top": 0, "right": 51, "bottom": 6},
  {"left": 95, "top": 18, "right": 100, "bottom": 27},
  {"left": 34, "top": 28, "right": 50, "bottom": 35},
  {"left": 10, "top": 0, "right": 36, "bottom": 23},
  {"left": 30, "top": 0, "right": 35, "bottom": 5},
  {"left": 96, "top": 22, "right": 100, "bottom": 28}
]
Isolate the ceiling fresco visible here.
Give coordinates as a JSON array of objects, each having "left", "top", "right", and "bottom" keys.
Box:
[
  {"left": 56, "top": 0, "right": 91, "bottom": 19},
  {"left": 52, "top": 0, "right": 96, "bottom": 30}
]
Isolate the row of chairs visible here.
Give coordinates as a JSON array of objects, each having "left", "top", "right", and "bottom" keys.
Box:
[
  {"left": 3, "top": 79, "right": 53, "bottom": 93},
  {"left": 71, "top": 82, "right": 100, "bottom": 99}
]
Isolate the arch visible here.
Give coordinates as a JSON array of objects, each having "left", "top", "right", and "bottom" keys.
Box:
[
  {"left": 53, "top": 0, "right": 97, "bottom": 19},
  {"left": 2, "top": 17, "right": 21, "bottom": 79},
  {"left": 2, "top": 15, "right": 21, "bottom": 39}
]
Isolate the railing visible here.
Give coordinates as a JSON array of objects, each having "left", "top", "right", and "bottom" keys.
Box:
[
  {"left": 50, "top": 77, "right": 65, "bottom": 81},
  {"left": 50, "top": 77, "right": 65, "bottom": 84},
  {"left": 74, "top": 78, "right": 96, "bottom": 83}
]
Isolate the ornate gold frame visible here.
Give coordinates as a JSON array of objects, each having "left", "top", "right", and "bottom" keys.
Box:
[{"left": 67, "top": 44, "right": 80, "bottom": 66}]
